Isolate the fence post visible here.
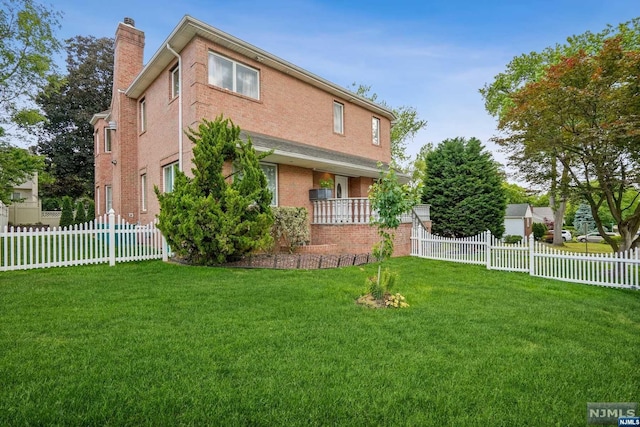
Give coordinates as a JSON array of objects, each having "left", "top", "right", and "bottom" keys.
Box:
[
  {"left": 108, "top": 209, "right": 116, "bottom": 266},
  {"left": 529, "top": 233, "right": 535, "bottom": 277},
  {"left": 162, "top": 234, "right": 168, "bottom": 262},
  {"left": 485, "top": 230, "right": 492, "bottom": 270}
]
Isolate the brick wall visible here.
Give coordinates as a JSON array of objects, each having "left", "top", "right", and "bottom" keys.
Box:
[{"left": 310, "top": 223, "right": 412, "bottom": 256}]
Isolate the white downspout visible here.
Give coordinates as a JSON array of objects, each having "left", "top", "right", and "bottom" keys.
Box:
[{"left": 166, "top": 43, "right": 183, "bottom": 171}]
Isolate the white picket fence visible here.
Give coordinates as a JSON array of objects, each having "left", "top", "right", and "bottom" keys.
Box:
[
  {"left": 0, "top": 209, "right": 167, "bottom": 271},
  {"left": 411, "top": 227, "right": 640, "bottom": 290}
]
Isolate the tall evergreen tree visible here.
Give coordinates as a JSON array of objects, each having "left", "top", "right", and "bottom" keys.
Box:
[
  {"left": 155, "top": 116, "right": 274, "bottom": 265},
  {"left": 422, "top": 137, "right": 506, "bottom": 238},
  {"left": 74, "top": 200, "right": 86, "bottom": 225},
  {"left": 59, "top": 196, "right": 74, "bottom": 228},
  {"left": 33, "top": 35, "right": 114, "bottom": 199},
  {"left": 574, "top": 203, "right": 596, "bottom": 235}
]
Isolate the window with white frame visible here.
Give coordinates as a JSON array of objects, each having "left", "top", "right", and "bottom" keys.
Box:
[
  {"left": 333, "top": 101, "right": 344, "bottom": 134},
  {"left": 104, "top": 128, "right": 112, "bottom": 152},
  {"left": 208, "top": 52, "right": 259, "bottom": 100},
  {"left": 140, "top": 98, "right": 146, "bottom": 132},
  {"left": 163, "top": 162, "right": 180, "bottom": 193},
  {"left": 105, "top": 185, "right": 112, "bottom": 212},
  {"left": 372, "top": 117, "right": 380, "bottom": 146},
  {"left": 141, "top": 173, "right": 147, "bottom": 211},
  {"left": 171, "top": 66, "right": 180, "bottom": 98},
  {"left": 260, "top": 163, "right": 277, "bottom": 206},
  {"left": 234, "top": 162, "right": 278, "bottom": 206},
  {"left": 94, "top": 130, "right": 99, "bottom": 154},
  {"left": 96, "top": 187, "right": 100, "bottom": 214}
]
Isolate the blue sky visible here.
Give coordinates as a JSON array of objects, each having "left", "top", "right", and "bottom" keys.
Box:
[{"left": 52, "top": 0, "right": 638, "bottom": 175}]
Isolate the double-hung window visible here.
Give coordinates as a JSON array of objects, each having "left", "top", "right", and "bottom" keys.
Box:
[
  {"left": 141, "top": 174, "right": 147, "bottom": 211},
  {"left": 372, "top": 117, "right": 380, "bottom": 146},
  {"left": 105, "top": 185, "right": 112, "bottom": 212},
  {"left": 163, "top": 162, "right": 180, "bottom": 193},
  {"left": 260, "top": 163, "right": 278, "bottom": 207},
  {"left": 333, "top": 101, "right": 344, "bottom": 134},
  {"left": 233, "top": 162, "right": 278, "bottom": 206},
  {"left": 140, "top": 98, "right": 146, "bottom": 132},
  {"left": 208, "top": 52, "right": 259, "bottom": 100},
  {"left": 104, "top": 128, "right": 112, "bottom": 152},
  {"left": 171, "top": 66, "right": 180, "bottom": 98}
]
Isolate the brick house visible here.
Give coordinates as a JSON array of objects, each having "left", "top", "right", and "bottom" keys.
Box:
[{"left": 91, "top": 15, "right": 424, "bottom": 255}]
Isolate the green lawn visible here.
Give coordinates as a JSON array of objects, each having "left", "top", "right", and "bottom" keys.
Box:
[{"left": 1, "top": 258, "right": 638, "bottom": 426}]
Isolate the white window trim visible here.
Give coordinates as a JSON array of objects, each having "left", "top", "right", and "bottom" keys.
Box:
[
  {"left": 333, "top": 101, "right": 344, "bottom": 134},
  {"left": 141, "top": 174, "right": 147, "bottom": 211},
  {"left": 104, "top": 128, "right": 112, "bottom": 152},
  {"left": 261, "top": 162, "right": 278, "bottom": 207},
  {"left": 140, "top": 98, "right": 146, "bottom": 133},
  {"left": 171, "top": 66, "right": 180, "bottom": 98},
  {"left": 105, "top": 185, "right": 112, "bottom": 213},
  {"left": 208, "top": 51, "right": 260, "bottom": 100},
  {"left": 163, "top": 162, "right": 179, "bottom": 193},
  {"left": 372, "top": 117, "right": 380, "bottom": 146},
  {"left": 96, "top": 187, "right": 100, "bottom": 215}
]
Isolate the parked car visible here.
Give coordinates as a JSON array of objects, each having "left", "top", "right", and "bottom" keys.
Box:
[
  {"left": 576, "top": 231, "right": 618, "bottom": 243},
  {"left": 542, "top": 229, "right": 572, "bottom": 243}
]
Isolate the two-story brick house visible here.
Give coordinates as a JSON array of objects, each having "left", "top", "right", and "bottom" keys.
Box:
[{"left": 92, "top": 15, "right": 416, "bottom": 255}]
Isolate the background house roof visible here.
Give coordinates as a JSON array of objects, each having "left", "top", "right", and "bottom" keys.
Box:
[
  {"left": 531, "top": 206, "right": 555, "bottom": 223},
  {"left": 505, "top": 203, "right": 532, "bottom": 218},
  {"left": 125, "top": 15, "right": 395, "bottom": 121}
]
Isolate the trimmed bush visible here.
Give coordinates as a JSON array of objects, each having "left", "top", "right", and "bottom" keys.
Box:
[
  {"left": 532, "top": 222, "right": 547, "bottom": 241},
  {"left": 74, "top": 201, "right": 86, "bottom": 225},
  {"left": 59, "top": 196, "right": 74, "bottom": 228},
  {"left": 271, "top": 207, "right": 310, "bottom": 253},
  {"left": 503, "top": 235, "right": 523, "bottom": 244},
  {"left": 155, "top": 116, "right": 274, "bottom": 265}
]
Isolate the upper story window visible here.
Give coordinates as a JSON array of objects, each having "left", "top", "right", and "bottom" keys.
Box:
[
  {"left": 333, "top": 101, "right": 344, "bottom": 134},
  {"left": 208, "top": 52, "right": 259, "bottom": 100},
  {"left": 94, "top": 130, "right": 99, "bottom": 154},
  {"left": 140, "top": 98, "right": 146, "bottom": 133},
  {"left": 163, "top": 162, "right": 180, "bottom": 193},
  {"left": 104, "top": 128, "right": 112, "bottom": 152},
  {"left": 171, "top": 65, "right": 180, "bottom": 98},
  {"left": 372, "top": 117, "right": 380, "bottom": 146}
]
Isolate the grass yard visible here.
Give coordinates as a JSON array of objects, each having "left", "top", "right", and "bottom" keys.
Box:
[{"left": 1, "top": 258, "right": 638, "bottom": 426}]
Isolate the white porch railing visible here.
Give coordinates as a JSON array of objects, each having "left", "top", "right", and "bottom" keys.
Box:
[{"left": 311, "top": 198, "right": 416, "bottom": 225}]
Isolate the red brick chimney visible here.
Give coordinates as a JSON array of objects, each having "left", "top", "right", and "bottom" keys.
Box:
[{"left": 111, "top": 17, "right": 145, "bottom": 221}]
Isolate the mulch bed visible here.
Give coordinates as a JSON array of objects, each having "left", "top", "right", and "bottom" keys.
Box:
[{"left": 170, "top": 253, "right": 374, "bottom": 270}]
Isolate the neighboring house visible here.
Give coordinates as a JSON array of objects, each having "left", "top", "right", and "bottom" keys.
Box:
[
  {"left": 504, "top": 203, "right": 533, "bottom": 239},
  {"left": 6, "top": 173, "right": 61, "bottom": 227},
  {"left": 531, "top": 206, "right": 555, "bottom": 225},
  {"left": 91, "top": 16, "right": 428, "bottom": 255}
]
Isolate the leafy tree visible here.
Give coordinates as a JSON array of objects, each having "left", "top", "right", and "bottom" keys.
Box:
[
  {"left": 0, "top": 145, "right": 43, "bottom": 204},
  {"left": 481, "top": 19, "right": 640, "bottom": 250},
  {"left": 349, "top": 83, "right": 427, "bottom": 168},
  {"left": 0, "top": 0, "right": 62, "bottom": 136},
  {"left": 495, "top": 37, "right": 640, "bottom": 251},
  {"left": 367, "top": 164, "right": 420, "bottom": 300},
  {"left": 74, "top": 200, "right": 86, "bottom": 224},
  {"left": 59, "top": 195, "right": 74, "bottom": 228},
  {"left": 33, "top": 36, "right": 114, "bottom": 199},
  {"left": 155, "top": 116, "right": 274, "bottom": 265},
  {"left": 422, "top": 137, "right": 506, "bottom": 238}
]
